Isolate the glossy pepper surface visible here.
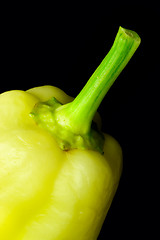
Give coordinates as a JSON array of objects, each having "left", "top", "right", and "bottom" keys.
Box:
[{"left": 0, "top": 27, "right": 140, "bottom": 240}]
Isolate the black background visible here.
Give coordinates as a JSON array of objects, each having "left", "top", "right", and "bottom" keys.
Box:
[{"left": 1, "top": 2, "right": 159, "bottom": 239}]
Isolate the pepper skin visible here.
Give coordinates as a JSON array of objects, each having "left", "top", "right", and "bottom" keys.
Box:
[
  {"left": 0, "top": 27, "right": 140, "bottom": 240},
  {"left": 0, "top": 86, "right": 122, "bottom": 240}
]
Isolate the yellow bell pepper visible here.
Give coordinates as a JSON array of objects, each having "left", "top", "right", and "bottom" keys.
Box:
[{"left": 0, "top": 27, "right": 140, "bottom": 240}]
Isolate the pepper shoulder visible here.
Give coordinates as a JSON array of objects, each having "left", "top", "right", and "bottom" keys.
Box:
[
  {"left": 0, "top": 90, "right": 38, "bottom": 130},
  {"left": 103, "top": 134, "right": 123, "bottom": 184}
]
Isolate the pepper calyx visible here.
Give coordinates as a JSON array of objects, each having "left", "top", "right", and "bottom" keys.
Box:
[{"left": 30, "top": 97, "right": 105, "bottom": 153}]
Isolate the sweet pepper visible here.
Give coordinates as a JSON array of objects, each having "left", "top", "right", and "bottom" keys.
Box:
[{"left": 0, "top": 27, "right": 140, "bottom": 240}]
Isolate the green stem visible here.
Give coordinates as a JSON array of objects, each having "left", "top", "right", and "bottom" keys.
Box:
[
  {"left": 57, "top": 27, "right": 141, "bottom": 134},
  {"left": 31, "top": 26, "right": 141, "bottom": 153}
]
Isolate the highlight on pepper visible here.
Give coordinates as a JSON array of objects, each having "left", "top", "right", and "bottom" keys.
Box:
[{"left": 0, "top": 26, "right": 141, "bottom": 240}]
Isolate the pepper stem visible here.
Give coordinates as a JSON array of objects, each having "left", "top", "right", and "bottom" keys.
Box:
[
  {"left": 31, "top": 26, "right": 141, "bottom": 153},
  {"left": 56, "top": 27, "right": 141, "bottom": 134}
]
